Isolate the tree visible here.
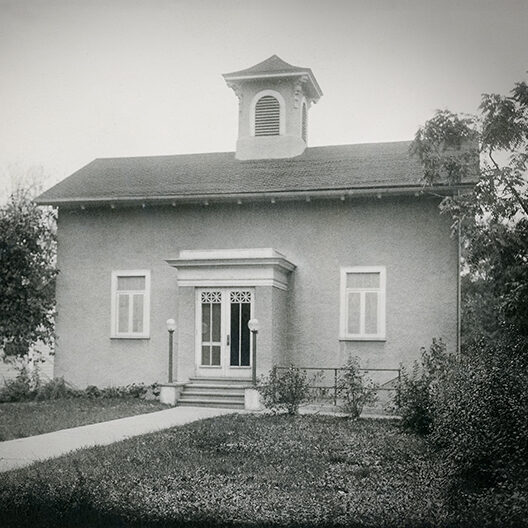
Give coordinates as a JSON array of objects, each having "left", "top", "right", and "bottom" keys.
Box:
[
  {"left": 0, "top": 186, "right": 57, "bottom": 356},
  {"left": 408, "top": 77, "right": 528, "bottom": 524},
  {"left": 410, "top": 78, "right": 528, "bottom": 343}
]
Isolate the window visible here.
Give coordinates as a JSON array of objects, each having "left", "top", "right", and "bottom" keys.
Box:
[
  {"left": 254, "top": 95, "right": 280, "bottom": 136},
  {"left": 301, "top": 102, "right": 308, "bottom": 142},
  {"left": 111, "top": 270, "right": 150, "bottom": 338},
  {"left": 339, "top": 267, "right": 386, "bottom": 340}
]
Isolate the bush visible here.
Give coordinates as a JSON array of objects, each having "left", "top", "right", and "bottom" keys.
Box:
[
  {"left": 0, "top": 358, "right": 160, "bottom": 403},
  {"left": 35, "top": 377, "right": 78, "bottom": 400},
  {"left": 395, "top": 338, "right": 454, "bottom": 435},
  {"left": 0, "top": 356, "right": 40, "bottom": 402},
  {"left": 258, "top": 365, "right": 312, "bottom": 414},
  {"left": 431, "top": 332, "right": 528, "bottom": 499},
  {"left": 338, "top": 357, "right": 377, "bottom": 418}
]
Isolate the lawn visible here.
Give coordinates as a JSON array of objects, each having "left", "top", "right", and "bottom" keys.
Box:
[
  {"left": 0, "top": 398, "right": 168, "bottom": 441},
  {"left": 0, "top": 414, "right": 454, "bottom": 528}
]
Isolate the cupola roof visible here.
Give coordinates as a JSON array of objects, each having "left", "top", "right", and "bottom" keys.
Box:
[{"left": 223, "top": 54, "right": 322, "bottom": 101}]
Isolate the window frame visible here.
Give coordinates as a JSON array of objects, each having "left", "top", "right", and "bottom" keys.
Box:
[
  {"left": 249, "top": 89, "right": 286, "bottom": 136},
  {"left": 339, "top": 266, "right": 386, "bottom": 341},
  {"left": 110, "top": 270, "right": 151, "bottom": 339}
]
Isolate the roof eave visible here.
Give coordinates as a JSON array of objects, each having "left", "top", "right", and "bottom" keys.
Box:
[
  {"left": 35, "top": 183, "right": 475, "bottom": 208},
  {"left": 222, "top": 71, "right": 323, "bottom": 99}
]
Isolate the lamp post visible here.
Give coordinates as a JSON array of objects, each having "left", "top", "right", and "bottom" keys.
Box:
[
  {"left": 166, "top": 318, "right": 176, "bottom": 383},
  {"left": 248, "top": 318, "right": 260, "bottom": 386}
]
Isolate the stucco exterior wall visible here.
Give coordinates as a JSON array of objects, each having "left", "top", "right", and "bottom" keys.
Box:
[{"left": 54, "top": 196, "right": 457, "bottom": 388}]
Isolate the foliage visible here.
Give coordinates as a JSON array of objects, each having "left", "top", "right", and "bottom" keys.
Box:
[
  {"left": 431, "top": 332, "right": 528, "bottom": 502},
  {"left": 337, "top": 357, "right": 377, "bottom": 418},
  {"left": 0, "top": 415, "right": 454, "bottom": 527},
  {"left": 409, "top": 78, "right": 528, "bottom": 523},
  {"left": 411, "top": 79, "right": 528, "bottom": 340},
  {"left": 0, "top": 186, "right": 58, "bottom": 356},
  {"left": 258, "top": 365, "right": 313, "bottom": 414},
  {"left": 0, "top": 359, "right": 160, "bottom": 403},
  {"left": 396, "top": 338, "right": 454, "bottom": 435}
]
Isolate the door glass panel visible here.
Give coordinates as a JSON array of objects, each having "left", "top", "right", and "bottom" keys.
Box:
[
  {"left": 365, "top": 292, "right": 378, "bottom": 334},
  {"left": 211, "top": 303, "right": 221, "bottom": 342},
  {"left": 230, "top": 302, "right": 240, "bottom": 366},
  {"left": 347, "top": 292, "right": 361, "bottom": 334},
  {"left": 240, "top": 302, "right": 251, "bottom": 366},
  {"left": 201, "top": 345, "right": 211, "bottom": 366},
  {"left": 211, "top": 346, "right": 221, "bottom": 366},
  {"left": 229, "top": 291, "right": 252, "bottom": 367},
  {"left": 201, "top": 303, "right": 210, "bottom": 341}
]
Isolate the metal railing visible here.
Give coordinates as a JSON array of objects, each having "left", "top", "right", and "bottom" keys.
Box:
[{"left": 275, "top": 366, "right": 401, "bottom": 406}]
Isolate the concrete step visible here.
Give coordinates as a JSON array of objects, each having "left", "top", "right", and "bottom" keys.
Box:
[
  {"left": 178, "top": 399, "right": 245, "bottom": 409},
  {"left": 186, "top": 384, "right": 248, "bottom": 392},
  {"left": 188, "top": 377, "right": 251, "bottom": 386},
  {"left": 178, "top": 377, "right": 252, "bottom": 409},
  {"left": 182, "top": 387, "right": 244, "bottom": 399}
]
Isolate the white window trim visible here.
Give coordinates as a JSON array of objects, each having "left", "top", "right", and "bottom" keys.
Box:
[
  {"left": 339, "top": 266, "right": 386, "bottom": 341},
  {"left": 249, "top": 89, "right": 286, "bottom": 136},
  {"left": 110, "top": 270, "right": 151, "bottom": 339},
  {"left": 301, "top": 99, "right": 308, "bottom": 142}
]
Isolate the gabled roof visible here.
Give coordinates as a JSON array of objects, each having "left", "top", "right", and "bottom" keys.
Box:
[
  {"left": 223, "top": 55, "right": 323, "bottom": 100},
  {"left": 35, "top": 141, "right": 477, "bottom": 207}
]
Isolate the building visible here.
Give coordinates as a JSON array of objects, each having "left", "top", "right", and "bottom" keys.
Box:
[{"left": 36, "top": 55, "right": 475, "bottom": 406}]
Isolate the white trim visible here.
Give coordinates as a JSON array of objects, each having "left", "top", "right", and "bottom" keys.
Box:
[
  {"left": 250, "top": 90, "right": 286, "bottom": 136},
  {"left": 301, "top": 99, "right": 308, "bottom": 143},
  {"left": 224, "top": 71, "right": 323, "bottom": 99},
  {"left": 110, "top": 270, "right": 151, "bottom": 339},
  {"left": 195, "top": 288, "right": 254, "bottom": 377},
  {"left": 178, "top": 278, "right": 288, "bottom": 291},
  {"left": 339, "top": 266, "right": 386, "bottom": 341},
  {"left": 166, "top": 248, "right": 295, "bottom": 292}
]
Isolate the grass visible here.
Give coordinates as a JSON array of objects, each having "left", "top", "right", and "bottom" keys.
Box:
[
  {"left": 0, "top": 398, "right": 168, "bottom": 441},
  {"left": 0, "top": 414, "right": 454, "bottom": 528}
]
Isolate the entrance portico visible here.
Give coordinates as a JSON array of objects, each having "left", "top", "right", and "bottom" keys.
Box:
[{"left": 166, "top": 248, "right": 295, "bottom": 381}]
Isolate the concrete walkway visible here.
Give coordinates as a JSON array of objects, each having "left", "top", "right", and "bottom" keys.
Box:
[{"left": 0, "top": 406, "right": 238, "bottom": 473}]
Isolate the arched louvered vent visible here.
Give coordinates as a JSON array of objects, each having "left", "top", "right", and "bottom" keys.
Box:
[
  {"left": 301, "top": 103, "right": 308, "bottom": 143},
  {"left": 254, "top": 96, "right": 280, "bottom": 136}
]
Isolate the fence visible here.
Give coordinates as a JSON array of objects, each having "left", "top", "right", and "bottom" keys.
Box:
[{"left": 275, "top": 365, "right": 401, "bottom": 406}]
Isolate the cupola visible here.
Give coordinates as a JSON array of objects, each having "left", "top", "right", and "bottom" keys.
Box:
[{"left": 223, "top": 55, "right": 323, "bottom": 160}]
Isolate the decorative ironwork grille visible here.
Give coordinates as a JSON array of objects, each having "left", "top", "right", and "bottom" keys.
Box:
[
  {"left": 201, "top": 291, "right": 221, "bottom": 303},
  {"left": 230, "top": 291, "right": 252, "bottom": 303}
]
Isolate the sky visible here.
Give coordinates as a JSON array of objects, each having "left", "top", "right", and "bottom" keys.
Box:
[{"left": 1, "top": 0, "right": 527, "bottom": 196}]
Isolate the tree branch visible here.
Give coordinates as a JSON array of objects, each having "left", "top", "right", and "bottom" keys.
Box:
[{"left": 488, "top": 149, "right": 528, "bottom": 217}]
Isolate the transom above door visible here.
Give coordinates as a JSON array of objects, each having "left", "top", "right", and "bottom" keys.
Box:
[{"left": 195, "top": 288, "right": 254, "bottom": 378}]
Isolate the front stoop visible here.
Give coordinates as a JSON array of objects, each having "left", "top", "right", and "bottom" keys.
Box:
[{"left": 177, "top": 377, "right": 251, "bottom": 409}]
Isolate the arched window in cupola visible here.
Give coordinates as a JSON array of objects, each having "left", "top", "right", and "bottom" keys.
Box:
[{"left": 254, "top": 95, "right": 281, "bottom": 136}]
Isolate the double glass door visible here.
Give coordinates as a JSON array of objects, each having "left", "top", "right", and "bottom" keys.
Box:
[{"left": 196, "top": 288, "right": 254, "bottom": 378}]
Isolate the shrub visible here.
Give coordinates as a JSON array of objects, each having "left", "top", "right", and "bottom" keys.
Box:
[
  {"left": 0, "top": 358, "right": 160, "bottom": 403},
  {"left": 0, "top": 356, "right": 40, "bottom": 402},
  {"left": 35, "top": 377, "right": 79, "bottom": 400},
  {"left": 258, "top": 365, "right": 312, "bottom": 414},
  {"left": 395, "top": 338, "right": 454, "bottom": 435},
  {"left": 431, "top": 332, "right": 528, "bottom": 502},
  {"left": 338, "top": 357, "right": 377, "bottom": 418}
]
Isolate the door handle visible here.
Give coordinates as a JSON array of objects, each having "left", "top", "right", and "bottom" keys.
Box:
[{"left": 226, "top": 335, "right": 230, "bottom": 346}]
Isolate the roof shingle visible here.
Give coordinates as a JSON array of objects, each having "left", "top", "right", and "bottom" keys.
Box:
[{"left": 35, "top": 141, "right": 476, "bottom": 206}]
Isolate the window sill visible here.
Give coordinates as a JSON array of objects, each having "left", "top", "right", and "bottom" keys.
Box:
[
  {"left": 339, "top": 336, "right": 386, "bottom": 342},
  {"left": 110, "top": 335, "right": 150, "bottom": 340}
]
